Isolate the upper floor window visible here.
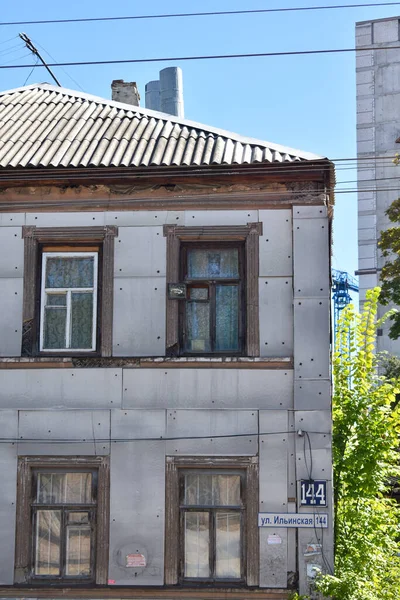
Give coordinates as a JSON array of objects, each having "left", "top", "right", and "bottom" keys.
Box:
[
  {"left": 40, "top": 252, "right": 98, "bottom": 352},
  {"left": 181, "top": 244, "right": 244, "bottom": 354}
]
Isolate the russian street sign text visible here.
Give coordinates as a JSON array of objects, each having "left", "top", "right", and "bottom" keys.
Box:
[{"left": 258, "top": 512, "right": 328, "bottom": 528}]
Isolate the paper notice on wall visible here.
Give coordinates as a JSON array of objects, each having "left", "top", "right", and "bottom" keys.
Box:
[
  {"left": 267, "top": 534, "right": 282, "bottom": 545},
  {"left": 126, "top": 553, "right": 146, "bottom": 567}
]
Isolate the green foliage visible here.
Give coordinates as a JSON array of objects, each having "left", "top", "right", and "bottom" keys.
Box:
[
  {"left": 316, "top": 289, "right": 400, "bottom": 600},
  {"left": 379, "top": 198, "right": 400, "bottom": 339}
]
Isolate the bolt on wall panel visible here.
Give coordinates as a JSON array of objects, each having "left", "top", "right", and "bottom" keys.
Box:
[
  {"left": 18, "top": 410, "right": 111, "bottom": 455},
  {"left": 114, "top": 227, "right": 166, "bottom": 277},
  {"left": 111, "top": 409, "right": 166, "bottom": 440},
  {"left": 293, "top": 206, "right": 328, "bottom": 220},
  {"left": 25, "top": 212, "right": 105, "bottom": 226},
  {"left": 259, "top": 210, "right": 292, "bottom": 276},
  {"left": 293, "top": 215, "right": 330, "bottom": 298},
  {"left": 113, "top": 277, "right": 166, "bottom": 356},
  {"left": 184, "top": 210, "right": 258, "bottom": 226},
  {"left": 0, "top": 227, "right": 23, "bottom": 277},
  {"left": 259, "top": 410, "right": 289, "bottom": 588},
  {"left": 105, "top": 211, "right": 184, "bottom": 227},
  {"left": 0, "top": 278, "right": 22, "bottom": 357},
  {"left": 109, "top": 440, "right": 166, "bottom": 585},
  {"left": 0, "top": 410, "right": 18, "bottom": 584},
  {"left": 0, "top": 213, "right": 25, "bottom": 226},
  {"left": 123, "top": 368, "right": 293, "bottom": 409},
  {"left": 294, "top": 298, "right": 330, "bottom": 380},
  {"left": 259, "top": 277, "right": 293, "bottom": 357},
  {"left": 0, "top": 368, "right": 122, "bottom": 409},
  {"left": 166, "top": 409, "right": 258, "bottom": 455}
]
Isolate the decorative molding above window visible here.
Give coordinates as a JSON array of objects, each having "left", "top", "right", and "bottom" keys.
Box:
[
  {"left": 21, "top": 226, "right": 117, "bottom": 357},
  {"left": 163, "top": 223, "right": 262, "bottom": 358}
]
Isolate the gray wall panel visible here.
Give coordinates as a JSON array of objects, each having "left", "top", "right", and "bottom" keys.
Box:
[
  {"left": 113, "top": 278, "right": 166, "bottom": 356},
  {"left": 293, "top": 206, "right": 328, "bottom": 219},
  {"left": 18, "top": 410, "right": 111, "bottom": 455},
  {"left": 111, "top": 409, "right": 166, "bottom": 440},
  {"left": 259, "top": 277, "right": 293, "bottom": 357},
  {"left": 123, "top": 369, "right": 293, "bottom": 409},
  {"left": 295, "top": 448, "right": 332, "bottom": 480},
  {"left": 166, "top": 409, "right": 258, "bottom": 455},
  {"left": 0, "top": 227, "right": 23, "bottom": 277},
  {"left": 0, "top": 411, "right": 17, "bottom": 584},
  {"left": 294, "top": 299, "right": 330, "bottom": 380},
  {"left": 0, "top": 278, "right": 22, "bottom": 357},
  {"left": 0, "top": 369, "right": 122, "bottom": 409},
  {"left": 114, "top": 227, "right": 166, "bottom": 277},
  {"left": 109, "top": 441, "right": 165, "bottom": 585},
  {"left": 105, "top": 211, "right": 184, "bottom": 227},
  {"left": 259, "top": 411, "right": 288, "bottom": 588},
  {"left": 259, "top": 210, "right": 292, "bottom": 276},
  {"left": 0, "top": 213, "right": 25, "bottom": 226},
  {"left": 25, "top": 212, "right": 105, "bottom": 226},
  {"left": 294, "top": 379, "right": 331, "bottom": 411},
  {"left": 184, "top": 210, "right": 258, "bottom": 226},
  {"left": 293, "top": 217, "right": 330, "bottom": 298}
]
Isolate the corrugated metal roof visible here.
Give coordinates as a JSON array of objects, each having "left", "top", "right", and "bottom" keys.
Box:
[{"left": 0, "top": 83, "right": 324, "bottom": 169}]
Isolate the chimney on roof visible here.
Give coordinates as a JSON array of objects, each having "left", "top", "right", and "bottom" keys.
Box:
[
  {"left": 111, "top": 80, "right": 140, "bottom": 106},
  {"left": 145, "top": 67, "right": 184, "bottom": 118}
]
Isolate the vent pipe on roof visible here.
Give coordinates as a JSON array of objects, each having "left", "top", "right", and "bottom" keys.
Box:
[
  {"left": 111, "top": 80, "right": 140, "bottom": 106},
  {"left": 145, "top": 67, "right": 184, "bottom": 118},
  {"left": 145, "top": 80, "right": 161, "bottom": 112}
]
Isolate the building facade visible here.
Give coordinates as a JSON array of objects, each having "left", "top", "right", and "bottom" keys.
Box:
[
  {"left": 356, "top": 16, "right": 400, "bottom": 351},
  {"left": 0, "top": 84, "right": 333, "bottom": 599}
]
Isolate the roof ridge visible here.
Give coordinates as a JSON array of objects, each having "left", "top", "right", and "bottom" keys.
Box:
[{"left": 0, "top": 83, "right": 325, "bottom": 160}]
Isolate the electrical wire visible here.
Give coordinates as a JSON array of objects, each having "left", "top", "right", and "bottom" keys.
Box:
[
  {"left": 2, "top": 44, "right": 400, "bottom": 70},
  {"left": 23, "top": 56, "right": 39, "bottom": 86},
  {"left": 2, "top": 2, "right": 400, "bottom": 27},
  {"left": 0, "top": 430, "right": 331, "bottom": 444},
  {"left": 31, "top": 38, "right": 85, "bottom": 92}
]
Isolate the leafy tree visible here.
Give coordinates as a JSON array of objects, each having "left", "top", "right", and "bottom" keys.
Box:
[
  {"left": 316, "top": 288, "right": 400, "bottom": 600},
  {"left": 379, "top": 197, "right": 400, "bottom": 339}
]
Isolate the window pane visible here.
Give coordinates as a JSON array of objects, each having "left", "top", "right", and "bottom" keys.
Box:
[
  {"left": 66, "top": 525, "right": 91, "bottom": 576},
  {"left": 187, "top": 249, "right": 239, "bottom": 279},
  {"left": 186, "top": 302, "right": 210, "bottom": 352},
  {"left": 43, "top": 307, "right": 66, "bottom": 349},
  {"left": 37, "top": 472, "right": 92, "bottom": 504},
  {"left": 45, "top": 257, "right": 94, "bottom": 288},
  {"left": 184, "top": 512, "right": 209, "bottom": 578},
  {"left": 71, "top": 292, "right": 94, "bottom": 349},
  {"left": 47, "top": 293, "right": 67, "bottom": 306},
  {"left": 215, "top": 512, "right": 241, "bottom": 579},
  {"left": 184, "top": 474, "right": 241, "bottom": 506},
  {"left": 189, "top": 287, "right": 208, "bottom": 300},
  {"left": 215, "top": 285, "right": 239, "bottom": 351},
  {"left": 35, "top": 510, "right": 61, "bottom": 575},
  {"left": 68, "top": 512, "right": 89, "bottom": 524}
]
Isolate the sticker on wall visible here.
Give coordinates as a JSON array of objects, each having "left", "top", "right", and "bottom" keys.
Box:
[
  {"left": 126, "top": 553, "right": 146, "bottom": 568},
  {"left": 304, "top": 543, "right": 322, "bottom": 556},
  {"left": 108, "top": 579, "right": 116, "bottom": 584},
  {"left": 267, "top": 534, "right": 282, "bottom": 545}
]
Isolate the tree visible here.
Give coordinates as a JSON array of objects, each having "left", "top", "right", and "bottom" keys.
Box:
[
  {"left": 316, "top": 288, "right": 400, "bottom": 600},
  {"left": 379, "top": 197, "right": 400, "bottom": 339}
]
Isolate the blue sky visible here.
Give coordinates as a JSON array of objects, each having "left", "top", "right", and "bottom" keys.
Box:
[{"left": 1, "top": 0, "right": 399, "bottom": 282}]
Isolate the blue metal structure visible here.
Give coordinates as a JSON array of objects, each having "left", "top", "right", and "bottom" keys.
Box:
[{"left": 332, "top": 269, "right": 359, "bottom": 336}]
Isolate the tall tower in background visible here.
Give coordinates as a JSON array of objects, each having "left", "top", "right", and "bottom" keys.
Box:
[{"left": 356, "top": 16, "right": 400, "bottom": 354}]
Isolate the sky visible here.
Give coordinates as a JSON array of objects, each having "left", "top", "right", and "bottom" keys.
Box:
[{"left": 1, "top": 0, "right": 400, "bottom": 282}]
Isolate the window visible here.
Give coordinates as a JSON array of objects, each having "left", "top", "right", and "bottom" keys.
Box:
[
  {"left": 181, "top": 244, "right": 244, "bottom": 354},
  {"left": 40, "top": 252, "right": 98, "bottom": 352},
  {"left": 14, "top": 457, "right": 109, "bottom": 585},
  {"left": 165, "top": 457, "right": 259, "bottom": 587},
  {"left": 181, "top": 471, "right": 244, "bottom": 581},
  {"left": 164, "top": 223, "right": 262, "bottom": 357},
  {"left": 22, "top": 226, "right": 118, "bottom": 357}
]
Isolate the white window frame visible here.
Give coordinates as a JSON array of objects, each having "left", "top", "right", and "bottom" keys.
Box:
[{"left": 40, "top": 252, "right": 98, "bottom": 352}]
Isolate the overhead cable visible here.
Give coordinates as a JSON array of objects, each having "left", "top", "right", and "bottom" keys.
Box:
[
  {"left": 2, "top": 44, "right": 400, "bottom": 70},
  {"left": 1, "top": 2, "right": 400, "bottom": 27}
]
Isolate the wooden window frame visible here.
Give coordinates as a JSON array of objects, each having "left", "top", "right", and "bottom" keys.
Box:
[
  {"left": 40, "top": 251, "right": 99, "bottom": 352},
  {"left": 14, "top": 456, "right": 110, "bottom": 586},
  {"left": 22, "top": 226, "right": 118, "bottom": 357},
  {"left": 180, "top": 242, "right": 245, "bottom": 356},
  {"left": 164, "top": 223, "right": 262, "bottom": 358},
  {"left": 165, "top": 456, "right": 259, "bottom": 587}
]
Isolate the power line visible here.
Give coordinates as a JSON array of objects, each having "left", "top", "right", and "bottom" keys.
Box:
[
  {"left": 19, "top": 32, "right": 61, "bottom": 86},
  {"left": 1, "top": 2, "right": 400, "bottom": 27},
  {"left": 0, "top": 430, "right": 330, "bottom": 444},
  {"left": 2, "top": 44, "right": 400, "bottom": 70}
]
